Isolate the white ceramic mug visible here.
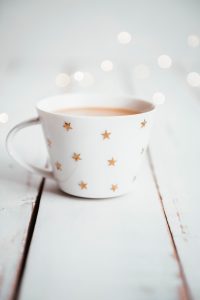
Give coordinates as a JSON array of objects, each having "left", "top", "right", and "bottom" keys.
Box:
[{"left": 6, "top": 94, "right": 159, "bottom": 198}]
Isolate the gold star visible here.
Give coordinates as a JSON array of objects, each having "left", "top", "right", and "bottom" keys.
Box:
[
  {"left": 79, "top": 181, "right": 88, "bottom": 189},
  {"left": 140, "top": 119, "right": 147, "bottom": 128},
  {"left": 141, "top": 147, "right": 145, "bottom": 154},
  {"left": 63, "top": 122, "right": 72, "bottom": 131},
  {"left": 47, "top": 138, "right": 52, "bottom": 147},
  {"left": 101, "top": 130, "right": 111, "bottom": 140},
  {"left": 111, "top": 184, "right": 118, "bottom": 192},
  {"left": 108, "top": 157, "right": 117, "bottom": 166},
  {"left": 72, "top": 153, "right": 82, "bottom": 161},
  {"left": 55, "top": 161, "right": 62, "bottom": 171}
]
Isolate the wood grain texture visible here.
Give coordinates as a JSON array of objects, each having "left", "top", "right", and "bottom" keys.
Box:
[
  {"left": 134, "top": 65, "right": 200, "bottom": 299},
  {"left": 0, "top": 197, "right": 34, "bottom": 300},
  {"left": 0, "top": 130, "right": 42, "bottom": 300},
  {"left": 19, "top": 157, "right": 181, "bottom": 300},
  {"left": 0, "top": 61, "right": 49, "bottom": 300}
]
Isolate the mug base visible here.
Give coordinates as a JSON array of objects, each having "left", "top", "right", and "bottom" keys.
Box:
[{"left": 58, "top": 184, "right": 135, "bottom": 199}]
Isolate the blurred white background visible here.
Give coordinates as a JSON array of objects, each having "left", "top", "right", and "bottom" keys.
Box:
[
  {"left": 0, "top": 0, "right": 200, "bottom": 100},
  {"left": 0, "top": 0, "right": 199, "bottom": 161},
  {"left": 0, "top": 0, "right": 200, "bottom": 62}
]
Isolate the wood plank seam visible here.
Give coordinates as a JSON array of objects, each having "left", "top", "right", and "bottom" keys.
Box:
[
  {"left": 147, "top": 149, "right": 192, "bottom": 300},
  {"left": 10, "top": 178, "right": 45, "bottom": 300}
]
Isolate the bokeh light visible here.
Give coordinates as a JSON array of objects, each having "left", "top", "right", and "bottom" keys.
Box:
[
  {"left": 117, "top": 31, "right": 132, "bottom": 44},
  {"left": 152, "top": 92, "right": 165, "bottom": 105},
  {"left": 134, "top": 64, "right": 150, "bottom": 79},
  {"left": 56, "top": 73, "right": 70, "bottom": 87},
  {"left": 157, "top": 55, "right": 172, "bottom": 69},
  {"left": 79, "top": 72, "right": 94, "bottom": 87},
  {"left": 187, "top": 34, "right": 199, "bottom": 48},
  {"left": 187, "top": 72, "right": 200, "bottom": 87},
  {"left": 101, "top": 60, "right": 114, "bottom": 72},
  {"left": 0, "top": 113, "right": 9, "bottom": 124},
  {"left": 73, "top": 71, "right": 84, "bottom": 81}
]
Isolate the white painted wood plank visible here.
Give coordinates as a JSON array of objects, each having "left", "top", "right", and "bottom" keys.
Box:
[
  {"left": 134, "top": 65, "right": 200, "bottom": 299},
  {"left": 0, "top": 129, "right": 42, "bottom": 300},
  {"left": 0, "top": 200, "right": 33, "bottom": 300},
  {"left": 0, "top": 63, "right": 53, "bottom": 299},
  {"left": 19, "top": 157, "right": 181, "bottom": 300}
]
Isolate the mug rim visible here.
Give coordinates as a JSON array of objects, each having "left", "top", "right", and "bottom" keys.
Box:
[{"left": 36, "top": 93, "right": 156, "bottom": 118}]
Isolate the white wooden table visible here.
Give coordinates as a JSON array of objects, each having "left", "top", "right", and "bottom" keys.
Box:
[{"left": 1, "top": 1, "right": 200, "bottom": 299}]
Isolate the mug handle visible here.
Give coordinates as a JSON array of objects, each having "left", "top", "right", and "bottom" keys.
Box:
[{"left": 6, "top": 117, "right": 53, "bottom": 178}]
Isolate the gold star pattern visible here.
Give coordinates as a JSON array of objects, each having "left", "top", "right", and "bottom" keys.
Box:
[
  {"left": 108, "top": 157, "right": 117, "bottom": 166},
  {"left": 111, "top": 184, "right": 118, "bottom": 192},
  {"left": 141, "top": 147, "right": 145, "bottom": 154},
  {"left": 63, "top": 122, "right": 72, "bottom": 131},
  {"left": 72, "top": 153, "right": 82, "bottom": 161},
  {"left": 47, "top": 138, "right": 52, "bottom": 147},
  {"left": 55, "top": 161, "right": 62, "bottom": 171},
  {"left": 140, "top": 119, "right": 147, "bottom": 128},
  {"left": 101, "top": 130, "right": 111, "bottom": 140},
  {"left": 79, "top": 181, "right": 88, "bottom": 190}
]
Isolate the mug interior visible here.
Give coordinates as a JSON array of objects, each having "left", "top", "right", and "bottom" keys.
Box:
[{"left": 37, "top": 94, "right": 155, "bottom": 116}]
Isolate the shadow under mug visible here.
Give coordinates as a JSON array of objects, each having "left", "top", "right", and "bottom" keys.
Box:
[{"left": 6, "top": 94, "right": 161, "bottom": 198}]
